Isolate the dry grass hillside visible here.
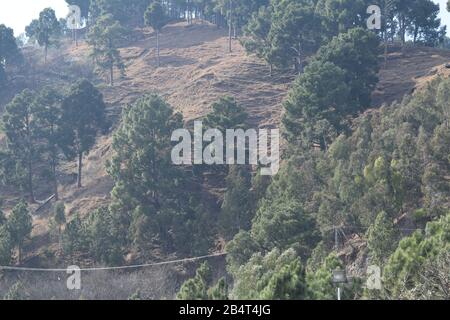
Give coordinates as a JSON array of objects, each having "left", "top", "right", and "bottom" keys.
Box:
[{"left": 1, "top": 21, "right": 450, "bottom": 264}]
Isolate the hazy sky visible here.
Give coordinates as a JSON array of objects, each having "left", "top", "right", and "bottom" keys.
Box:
[{"left": 0, "top": 0, "right": 450, "bottom": 36}]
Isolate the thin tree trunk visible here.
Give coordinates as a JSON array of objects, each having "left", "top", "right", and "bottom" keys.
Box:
[
  {"left": 297, "top": 42, "right": 303, "bottom": 74},
  {"left": 228, "top": 0, "right": 232, "bottom": 53},
  {"left": 384, "top": 30, "right": 389, "bottom": 68},
  {"left": 110, "top": 63, "right": 114, "bottom": 86},
  {"left": 58, "top": 225, "right": 62, "bottom": 251},
  {"left": 44, "top": 44, "right": 48, "bottom": 64},
  {"left": 52, "top": 157, "right": 58, "bottom": 201},
  {"left": 18, "top": 245, "right": 22, "bottom": 265},
  {"left": 28, "top": 160, "right": 35, "bottom": 203},
  {"left": 77, "top": 152, "right": 83, "bottom": 188},
  {"left": 157, "top": 30, "right": 160, "bottom": 67}
]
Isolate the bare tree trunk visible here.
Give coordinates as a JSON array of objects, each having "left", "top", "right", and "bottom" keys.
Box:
[
  {"left": 297, "top": 42, "right": 303, "bottom": 74},
  {"left": 52, "top": 157, "right": 58, "bottom": 201},
  {"left": 28, "top": 160, "right": 35, "bottom": 203},
  {"left": 44, "top": 44, "right": 48, "bottom": 64},
  {"left": 157, "top": 30, "right": 160, "bottom": 67},
  {"left": 228, "top": 0, "right": 233, "bottom": 53},
  {"left": 58, "top": 225, "right": 62, "bottom": 251},
  {"left": 110, "top": 63, "right": 114, "bottom": 86},
  {"left": 18, "top": 245, "right": 22, "bottom": 265},
  {"left": 384, "top": 39, "right": 388, "bottom": 68},
  {"left": 77, "top": 152, "right": 83, "bottom": 188}
]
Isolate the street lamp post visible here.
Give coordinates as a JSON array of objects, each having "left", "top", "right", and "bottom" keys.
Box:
[{"left": 332, "top": 269, "right": 347, "bottom": 301}]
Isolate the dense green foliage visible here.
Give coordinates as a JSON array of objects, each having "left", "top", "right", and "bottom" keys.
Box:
[
  {"left": 383, "top": 213, "right": 449, "bottom": 299},
  {"left": 177, "top": 262, "right": 230, "bottom": 300}
]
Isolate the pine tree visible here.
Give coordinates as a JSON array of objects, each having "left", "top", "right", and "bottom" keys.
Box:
[
  {"left": 225, "top": 230, "right": 260, "bottom": 274},
  {"left": 366, "top": 211, "right": 397, "bottom": 265},
  {"left": 269, "top": 0, "right": 323, "bottom": 73},
  {"left": 407, "top": 0, "right": 444, "bottom": 45},
  {"left": 0, "top": 224, "right": 12, "bottom": 265},
  {"left": 85, "top": 207, "right": 123, "bottom": 264},
  {"left": 34, "top": 87, "right": 63, "bottom": 200},
  {"left": 208, "top": 278, "right": 229, "bottom": 300},
  {"left": 220, "top": 165, "right": 253, "bottom": 239},
  {"left": 0, "top": 203, "right": 6, "bottom": 226},
  {"left": 3, "top": 281, "right": 27, "bottom": 300},
  {"left": 282, "top": 61, "right": 350, "bottom": 149},
  {"left": 177, "top": 262, "right": 211, "bottom": 300},
  {"left": 383, "top": 213, "right": 449, "bottom": 298},
  {"left": 204, "top": 96, "right": 248, "bottom": 131},
  {"left": 2, "top": 89, "right": 39, "bottom": 202},
  {"left": 313, "top": 28, "right": 380, "bottom": 110},
  {"left": 231, "top": 248, "right": 306, "bottom": 299},
  {"left": 60, "top": 79, "right": 109, "bottom": 188},
  {"left": 0, "top": 24, "right": 22, "bottom": 72},
  {"left": 7, "top": 201, "right": 32, "bottom": 264},
  {"left": 241, "top": 5, "right": 276, "bottom": 75},
  {"left": 145, "top": 2, "right": 168, "bottom": 67},
  {"left": 251, "top": 198, "right": 320, "bottom": 258},
  {"left": 53, "top": 202, "right": 66, "bottom": 249},
  {"left": 107, "top": 94, "right": 191, "bottom": 252},
  {"left": 62, "top": 214, "right": 88, "bottom": 257},
  {"left": 30, "top": 8, "right": 61, "bottom": 63},
  {"left": 87, "top": 14, "right": 126, "bottom": 86},
  {"left": 315, "top": 0, "right": 369, "bottom": 37}
]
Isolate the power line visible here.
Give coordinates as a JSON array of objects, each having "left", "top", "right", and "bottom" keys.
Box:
[
  {"left": 0, "top": 252, "right": 227, "bottom": 273},
  {"left": 323, "top": 225, "right": 425, "bottom": 233}
]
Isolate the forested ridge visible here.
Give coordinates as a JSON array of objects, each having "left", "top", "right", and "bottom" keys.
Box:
[{"left": 0, "top": 0, "right": 449, "bottom": 300}]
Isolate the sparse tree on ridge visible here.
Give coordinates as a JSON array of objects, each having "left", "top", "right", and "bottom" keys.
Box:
[
  {"left": 87, "top": 14, "right": 126, "bottom": 86},
  {"left": 145, "top": 2, "right": 168, "bottom": 67},
  {"left": 26, "top": 8, "right": 61, "bottom": 63}
]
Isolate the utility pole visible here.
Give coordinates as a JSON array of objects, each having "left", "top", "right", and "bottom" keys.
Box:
[{"left": 332, "top": 269, "right": 347, "bottom": 301}]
